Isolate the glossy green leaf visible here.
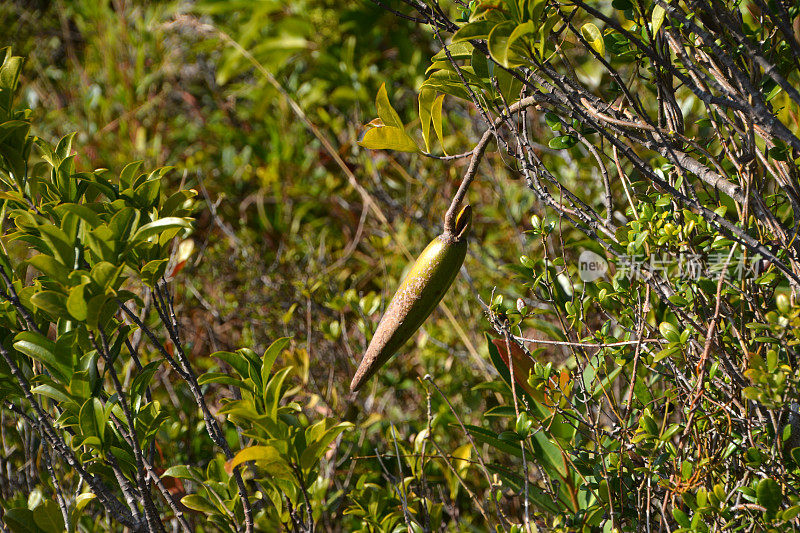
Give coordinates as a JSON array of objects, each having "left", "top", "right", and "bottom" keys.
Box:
[
  {"left": 487, "top": 21, "right": 516, "bottom": 68},
  {"left": 548, "top": 135, "right": 578, "bottom": 149},
  {"left": 225, "top": 444, "right": 286, "bottom": 473},
  {"left": 66, "top": 283, "right": 88, "bottom": 321},
  {"left": 300, "top": 421, "right": 353, "bottom": 471},
  {"left": 30, "top": 290, "right": 70, "bottom": 320},
  {"left": 129, "top": 217, "right": 191, "bottom": 245},
  {"left": 14, "top": 332, "right": 70, "bottom": 382},
  {"left": 79, "top": 397, "right": 106, "bottom": 444},
  {"left": 264, "top": 366, "right": 293, "bottom": 419},
  {"left": 452, "top": 20, "right": 495, "bottom": 43},
  {"left": 756, "top": 478, "right": 782, "bottom": 511},
  {"left": 262, "top": 336, "right": 291, "bottom": 385},
  {"left": 419, "top": 88, "right": 436, "bottom": 153},
  {"left": 180, "top": 494, "right": 218, "bottom": 514},
  {"left": 27, "top": 255, "right": 70, "bottom": 285}
]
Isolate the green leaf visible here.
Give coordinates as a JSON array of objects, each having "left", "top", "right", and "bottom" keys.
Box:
[
  {"left": 161, "top": 465, "right": 202, "bottom": 481},
  {"left": 756, "top": 478, "right": 782, "bottom": 511},
  {"left": 460, "top": 424, "right": 524, "bottom": 459},
  {"left": 37, "top": 225, "right": 74, "bottom": 267},
  {"left": 659, "top": 321, "right": 681, "bottom": 342},
  {"left": 375, "top": 83, "right": 403, "bottom": 129},
  {"left": 530, "top": 430, "right": 568, "bottom": 478},
  {"left": 119, "top": 161, "right": 143, "bottom": 188},
  {"left": 225, "top": 444, "right": 287, "bottom": 473},
  {"left": 672, "top": 508, "right": 690, "bottom": 528},
  {"left": 32, "top": 500, "right": 64, "bottom": 533},
  {"left": 430, "top": 94, "right": 446, "bottom": 154},
  {"left": 30, "top": 383, "right": 73, "bottom": 406},
  {"left": 358, "top": 126, "right": 419, "bottom": 152},
  {"left": 487, "top": 21, "right": 516, "bottom": 68},
  {"left": 27, "top": 255, "right": 70, "bottom": 285},
  {"left": 262, "top": 337, "right": 291, "bottom": 385},
  {"left": 548, "top": 135, "right": 578, "bottom": 149},
  {"left": 130, "top": 360, "right": 161, "bottom": 406},
  {"left": 180, "top": 494, "right": 218, "bottom": 514},
  {"left": 66, "top": 283, "right": 88, "bottom": 321},
  {"left": 264, "top": 366, "right": 293, "bottom": 419},
  {"left": 197, "top": 372, "right": 253, "bottom": 392},
  {"left": 581, "top": 23, "right": 605, "bottom": 56},
  {"left": 419, "top": 88, "right": 436, "bottom": 153},
  {"left": 129, "top": 217, "right": 191, "bottom": 245},
  {"left": 212, "top": 351, "right": 248, "bottom": 380},
  {"left": 73, "top": 493, "right": 96, "bottom": 514},
  {"left": 30, "top": 290, "right": 70, "bottom": 320},
  {"left": 652, "top": 5, "right": 666, "bottom": 34},
  {"left": 300, "top": 422, "right": 353, "bottom": 471},
  {"left": 452, "top": 20, "right": 495, "bottom": 43},
  {"left": 14, "top": 332, "right": 70, "bottom": 383},
  {"left": 79, "top": 397, "right": 106, "bottom": 444},
  {"left": 3, "top": 508, "right": 41, "bottom": 533}
]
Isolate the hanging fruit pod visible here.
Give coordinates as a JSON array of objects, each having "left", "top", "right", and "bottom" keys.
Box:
[{"left": 350, "top": 205, "right": 472, "bottom": 392}]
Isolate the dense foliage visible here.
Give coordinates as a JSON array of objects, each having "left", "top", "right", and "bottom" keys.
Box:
[{"left": 2, "top": 0, "right": 800, "bottom": 531}]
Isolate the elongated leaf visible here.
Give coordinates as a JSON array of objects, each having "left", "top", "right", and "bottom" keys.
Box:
[
  {"left": 37, "top": 225, "right": 74, "bottom": 267},
  {"left": 198, "top": 372, "right": 253, "bottom": 393},
  {"left": 31, "top": 383, "right": 72, "bottom": 405},
  {"left": 224, "top": 444, "right": 286, "bottom": 473},
  {"left": 14, "top": 332, "right": 70, "bottom": 382},
  {"left": 30, "top": 290, "right": 70, "bottom": 320},
  {"left": 431, "top": 94, "right": 446, "bottom": 155},
  {"left": 488, "top": 21, "right": 516, "bottom": 67},
  {"left": 459, "top": 424, "right": 524, "bottom": 458},
  {"left": 262, "top": 337, "right": 291, "bottom": 384},
  {"left": 66, "top": 283, "right": 88, "bottom": 321},
  {"left": 32, "top": 500, "right": 64, "bottom": 533},
  {"left": 652, "top": 5, "right": 666, "bottom": 34},
  {"left": 530, "top": 430, "right": 568, "bottom": 478},
  {"left": 79, "top": 397, "right": 106, "bottom": 444},
  {"left": 180, "top": 494, "right": 218, "bottom": 514},
  {"left": 27, "top": 255, "right": 70, "bottom": 284},
  {"left": 264, "top": 366, "right": 293, "bottom": 419},
  {"left": 452, "top": 20, "right": 495, "bottom": 42},
  {"left": 129, "top": 217, "right": 191, "bottom": 245},
  {"left": 300, "top": 422, "right": 353, "bottom": 470},
  {"left": 375, "top": 83, "right": 403, "bottom": 129},
  {"left": 507, "top": 21, "right": 535, "bottom": 59},
  {"left": 581, "top": 23, "right": 605, "bottom": 56},
  {"left": 161, "top": 465, "right": 203, "bottom": 481},
  {"left": 419, "top": 88, "right": 436, "bottom": 153},
  {"left": 358, "top": 126, "right": 419, "bottom": 152}
]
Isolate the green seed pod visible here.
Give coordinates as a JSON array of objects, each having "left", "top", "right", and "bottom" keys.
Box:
[{"left": 350, "top": 205, "right": 472, "bottom": 392}]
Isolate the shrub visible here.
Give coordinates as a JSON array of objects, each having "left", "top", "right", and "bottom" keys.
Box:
[{"left": 356, "top": 0, "right": 800, "bottom": 530}]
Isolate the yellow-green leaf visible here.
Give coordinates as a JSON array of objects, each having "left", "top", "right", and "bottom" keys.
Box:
[
  {"left": 431, "top": 94, "right": 446, "bottom": 155},
  {"left": 581, "top": 23, "right": 605, "bottom": 56},
  {"left": 652, "top": 5, "right": 666, "bottom": 34},
  {"left": 359, "top": 126, "right": 419, "bottom": 153},
  {"left": 488, "top": 21, "right": 516, "bottom": 68},
  {"left": 452, "top": 20, "right": 495, "bottom": 43},
  {"left": 375, "top": 83, "right": 403, "bottom": 129},
  {"left": 66, "top": 283, "right": 88, "bottom": 321},
  {"left": 225, "top": 445, "right": 287, "bottom": 474},
  {"left": 419, "top": 88, "right": 436, "bottom": 153}
]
